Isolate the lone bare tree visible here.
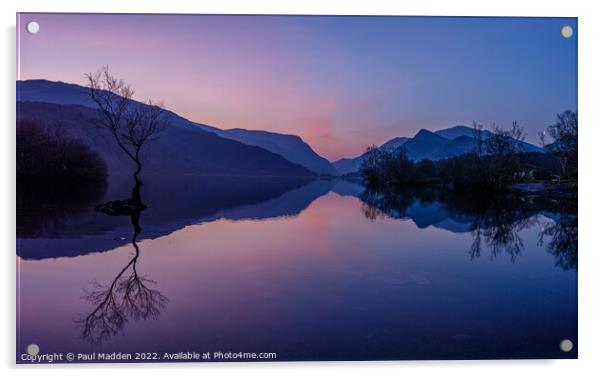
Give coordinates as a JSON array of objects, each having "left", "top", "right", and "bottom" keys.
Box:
[{"left": 86, "top": 66, "right": 169, "bottom": 207}]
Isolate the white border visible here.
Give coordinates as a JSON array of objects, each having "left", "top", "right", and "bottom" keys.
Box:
[{"left": 3, "top": 1, "right": 601, "bottom": 376}]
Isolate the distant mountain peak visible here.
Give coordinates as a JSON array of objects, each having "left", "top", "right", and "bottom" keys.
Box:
[
  {"left": 414, "top": 128, "right": 434, "bottom": 137},
  {"left": 333, "top": 123, "right": 542, "bottom": 175},
  {"left": 413, "top": 129, "right": 447, "bottom": 140},
  {"left": 379, "top": 136, "right": 409, "bottom": 151},
  {"left": 435, "top": 125, "right": 495, "bottom": 140}
]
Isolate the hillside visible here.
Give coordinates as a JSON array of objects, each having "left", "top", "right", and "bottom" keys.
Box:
[
  {"left": 17, "top": 101, "right": 313, "bottom": 177},
  {"left": 17, "top": 80, "right": 333, "bottom": 175}
]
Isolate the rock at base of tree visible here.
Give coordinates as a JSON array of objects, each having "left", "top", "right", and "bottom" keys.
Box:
[{"left": 95, "top": 199, "right": 147, "bottom": 216}]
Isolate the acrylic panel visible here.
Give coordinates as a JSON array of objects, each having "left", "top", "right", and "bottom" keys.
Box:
[{"left": 16, "top": 13, "right": 578, "bottom": 363}]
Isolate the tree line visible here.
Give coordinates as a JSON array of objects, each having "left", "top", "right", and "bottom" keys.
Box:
[
  {"left": 17, "top": 120, "right": 108, "bottom": 182},
  {"left": 360, "top": 111, "right": 577, "bottom": 191}
]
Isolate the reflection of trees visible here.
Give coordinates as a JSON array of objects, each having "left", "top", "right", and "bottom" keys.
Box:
[
  {"left": 539, "top": 210, "right": 578, "bottom": 271},
  {"left": 449, "top": 194, "right": 538, "bottom": 262},
  {"left": 359, "top": 187, "right": 577, "bottom": 268},
  {"left": 17, "top": 181, "right": 107, "bottom": 238},
  {"left": 468, "top": 211, "right": 537, "bottom": 262},
  {"left": 360, "top": 187, "right": 440, "bottom": 222},
  {"left": 77, "top": 186, "right": 168, "bottom": 344},
  {"left": 360, "top": 189, "right": 416, "bottom": 221}
]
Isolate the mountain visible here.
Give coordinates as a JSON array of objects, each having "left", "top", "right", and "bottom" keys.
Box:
[
  {"left": 17, "top": 79, "right": 95, "bottom": 107},
  {"left": 17, "top": 101, "right": 313, "bottom": 177},
  {"left": 17, "top": 80, "right": 544, "bottom": 177},
  {"left": 331, "top": 156, "right": 364, "bottom": 176},
  {"left": 333, "top": 129, "right": 450, "bottom": 175},
  {"left": 429, "top": 135, "right": 477, "bottom": 160},
  {"left": 380, "top": 137, "right": 410, "bottom": 151},
  {"left": 435, "top": 125, "right": 500, "bottom": 140},
  {"left": 333, "top": 126, "right": 542, "bottom": 175},
  {"left": 17, "top": 80, "right": 333, "bottom": 175},
  {"left": 332, "top": 137, "right": 410, "bottom": 175},
  {"left": 199, "top": 127, "right": 334, "bottom": 175},
  {"left": 401, "top": 129, "right": 450, "bottom": 160},
  {"left": 435, "top": 125, "right": 476, "bottom": 139}
]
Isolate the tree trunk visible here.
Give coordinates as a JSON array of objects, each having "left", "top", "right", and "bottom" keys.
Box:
[{"left": 130, "top": 159, "right": 143, "bottom": 206}]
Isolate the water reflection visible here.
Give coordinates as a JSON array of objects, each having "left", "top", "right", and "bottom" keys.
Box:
[
  {"left": 17, "top": 176, "right": 323, "bottom": 259},
  {"left": 17, "top": 177, "right": 577, "bottom": 272},
  {"left": 359, "top": 188, "right": 577, "bottom": 269},
  {"left": 76, "top": 186, "right": 168, "bottom": 344},
  {"left": 16, "top": 178, "right": 578, "bottom": 360},
  {"left": 539, "top": 210, "right": 578, "bottom": 271},
  {"left": 17, "top": 181, "right": 107, "bottom": 238}
]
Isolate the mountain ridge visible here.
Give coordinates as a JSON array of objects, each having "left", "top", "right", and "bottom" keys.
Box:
[
  {"left": 333, "top": 125, "right": 543, "bottom": 175},
  {"left": 17, "top": 79, "right": 334, "bottom": 175},
  {"left": 17, "top": 100, "right": 314, "bottom": 177},
  {"left": 199, "top": 127, "right": 334, "bottom": 175},
  {"left": 17, "top": 80, "right": 544, "bottom": 177}
]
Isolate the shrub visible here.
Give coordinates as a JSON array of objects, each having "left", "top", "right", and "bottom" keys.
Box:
[{"left": 17, "top": 120, "right": 108, "bottom": 182}]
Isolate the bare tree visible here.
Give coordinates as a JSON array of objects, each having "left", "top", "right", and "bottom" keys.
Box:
[
  {"left": 541, "top": 110, "right": 578, "bottom": 179},
  {"left": 472, "top": 121, "right": 486, "bottom": 158},
  {"left": 86, "top": 66, "right": 169, "bottom": 206},
  {"left": 471, "top": 121, "right": 526, "bottom": 189}
]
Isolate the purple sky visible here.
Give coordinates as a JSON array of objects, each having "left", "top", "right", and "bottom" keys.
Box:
[{"left": 17, "top": 13, "right": 577, "bottom": 160}]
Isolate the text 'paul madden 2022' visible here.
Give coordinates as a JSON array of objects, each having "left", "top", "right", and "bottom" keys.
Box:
[
  {"left": 20, "top": 351, "right": 278, "bottom": 363},
  {"left": 16, "top": 13, "right": 577, "bottom": 363}
]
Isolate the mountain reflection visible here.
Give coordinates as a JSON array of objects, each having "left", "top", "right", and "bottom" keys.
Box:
[
  {"left": 17, "top": 177, "right": 577, "bottom": 271},
  {"left": 359, "top": 188, "right": 577, "bottom": 269},
  {"left": 17, "top": 176, "right": 325, "bottom": 259}
]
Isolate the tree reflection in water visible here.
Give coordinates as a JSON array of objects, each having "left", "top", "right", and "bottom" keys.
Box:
[
  {"left": 459, "top": 195, "right": 539, "bottom": 262},
  {"left": 539, "top": 209, "right": 578, "bottom": 271},
  {"left": 76, "top": 184, "right": 168, "bottom": 344},
  {"left": 359, "top": 187, "right": 577, "bottom": 269},
  {"left": 17, "top": 181, "right": 107, "bottom": 238}
]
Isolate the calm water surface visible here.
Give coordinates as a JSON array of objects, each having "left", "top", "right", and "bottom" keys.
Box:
[{"left": 16, "top": 176, "right": 577, "bottom": 362}]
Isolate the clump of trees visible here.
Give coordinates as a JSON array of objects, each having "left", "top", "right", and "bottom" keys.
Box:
[
  {"left": 360, "top": 111, "right": 577, "bottom": 191},
  {"left": 17, "top": 119, "right": 108, "bottom": 182},
  {"left": 360, "top": 122, "right": 529, "bottom": 190},
  {"left": 436, "top": 121, "right": 530, "bottom": 189},
  {"left": 471, "top": 121, "right": 526, "bottom": 189},
  {"left": 360, "top": 146, "right": 437, "bottom": 187}
]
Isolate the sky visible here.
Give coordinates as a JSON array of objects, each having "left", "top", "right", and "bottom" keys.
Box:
[{"left": 17, "top": 14, "right": 577, "bottom": 160}]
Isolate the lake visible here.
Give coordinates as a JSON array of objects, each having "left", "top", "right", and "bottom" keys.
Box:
[{"left": 16, "top": 176, "right": 577, "bottom": 362}]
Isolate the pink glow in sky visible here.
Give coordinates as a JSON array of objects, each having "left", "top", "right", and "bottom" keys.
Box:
[{"left": 17, "top": 13, "right": 577, "bottom": 160}]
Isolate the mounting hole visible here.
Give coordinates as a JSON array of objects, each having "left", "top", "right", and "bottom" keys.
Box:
[
  {"left": 26, "top": 343, "right": 40, "bottom": 356},
  {"left": 560, "top": 25, "right": 573, "bottom": 39},
  {"left": 26, "top": 21, "right": 40, "bottom": 34},
  {"left": 559, "top": 339, "right": 574, "bottom": 352}
]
